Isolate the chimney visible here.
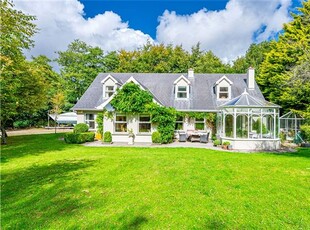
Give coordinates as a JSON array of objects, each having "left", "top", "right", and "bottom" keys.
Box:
[
  {"left": 188, "top": 68, "right": 194, "bottom": 79},
  {"left": 247, "top": 67, "right": 255, "bottom": 90}
]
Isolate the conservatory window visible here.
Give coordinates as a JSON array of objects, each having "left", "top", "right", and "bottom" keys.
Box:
[
  {"left": 175, "top": 115, "right": 184, "bottom": 130},
  {"left": 219, "top": 87, "right": 229, "bottom": 99},
  {"left": 139, "top": 115, "right": 151, "bottom": 133},
  {"left": 225, "top": 114, "right": 233, "bottom": 137},
  {"left": 177, "top": 86, "right": 188, "bottom": 99},
  {"left": 85, "top": 114, "right": 95, "bottom": 129},
  {"left": 105, "top": 85, "right": 115, "bottom": 98},
  {"left": 195, "top": 118, "right": 205, "bottom": 130},
  {"left": 236, "top": 115, "right": 248, "bottom": 138},
  {"left": 115, "top": 114, "right": 127, "bottom": 133}
]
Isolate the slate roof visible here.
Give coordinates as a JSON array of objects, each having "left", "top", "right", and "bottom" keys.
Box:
[
  {"left": 72, "top": 72, "right": 265, "bottom": 111},
  {"left": 219, "top": 90, "right": 280, "bottom": 108}
]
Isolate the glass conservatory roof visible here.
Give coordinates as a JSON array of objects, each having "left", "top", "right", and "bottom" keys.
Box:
[
  {"left": 219, "top": 89, "right": 280, "bottom": 108},
  {"left": 280, "top": 111, "right": 304, "bottom": 119}
]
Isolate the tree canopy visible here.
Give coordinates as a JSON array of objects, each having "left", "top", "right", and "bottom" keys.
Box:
[{"left": 258, "top": 1, "right": 310, "bottom": 114}]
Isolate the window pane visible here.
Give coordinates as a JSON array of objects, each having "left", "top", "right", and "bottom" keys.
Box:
[
  {"left": 140, "top": 115, "right": 150, "bottom": 122},
  {"left": 116, "top": 115, "right": 126, "bottom": 122},
  {"left": 139, "top": 123, "right": 151, "bottom": 133},
  {"left": 225, "top": 114, "right": 233, "bottom": 137},
  {"left": 195, "top": 118, "right": 204, "bottom": 122},
  {"left": 115, "top": 123, "right": 127, "bottom": 132},
  {"left": 176, "top": 116, "right": 183, "bottom": 122},
  {"left": 86, "top": 114, "right": 94, "bottom": 120},
  {"left": 105, "top": 92, "right": 113, "bottom": 97},
  {"left": 175, "top": 122, "right": 183, "bottom": 130},
  {"left": 236, "top": 115, "right": 248, "bottom": 138},
  {"left": 220, "top": 87, "right": 228, "bottom": 92},
  {"left": 177, "top": 92, "right": 187, "bottom": 98},
  {"left": 195, "top": 123, "right": 204, "bottom": 130},
  {"left": 178, "top": 86, "right": 187, "bottom": 92},
  {"left": 106, "top": 86, "right": 114, "bottom": 91},
  {"left": 88, "top": 121, "right": 95, "bottom": 129},
  {"left": 219, "top": 93, "right": 228, "bottom": 99}
]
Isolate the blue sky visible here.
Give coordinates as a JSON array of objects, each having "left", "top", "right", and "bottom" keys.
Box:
[
  {"left": 15, "top": 0, "right": 303, "bottom": 62},
  {"left": 79, "top": 0, "right": 230, "bottom": 38}
]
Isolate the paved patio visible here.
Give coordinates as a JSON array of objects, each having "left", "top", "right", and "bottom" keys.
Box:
[{"left": 83, "top": 140, "right": 255, "bottom": 152}]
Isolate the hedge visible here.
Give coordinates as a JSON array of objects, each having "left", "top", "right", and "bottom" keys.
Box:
[
  {"left": 64, "top": 132, "right": 95, "bottom": 144},
  {"left": 74, "top": 123, "right": 89, "bottom": 134}
]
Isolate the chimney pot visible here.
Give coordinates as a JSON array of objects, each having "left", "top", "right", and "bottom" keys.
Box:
[
  {"left": 188, "top": 68, "right": 194, "bottom": 78},
  {"left": 247, "top": 67, "right": 255, "bottom": 90}
]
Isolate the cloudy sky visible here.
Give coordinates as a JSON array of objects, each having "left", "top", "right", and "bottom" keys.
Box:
[{"left": 14, "top": 0, "right": 302, "bottom": 62}]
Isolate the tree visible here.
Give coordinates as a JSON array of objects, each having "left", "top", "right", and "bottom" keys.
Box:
[
  {"left": 280, "top": 50, "right": 310, "bottom": 116},
  {"left": 56, "top": 40, "right": 107, "bottom": 105},
  {"left": 0, "top": 0, "right": 49, "bottom": 144},
  {"left": 258, "top": 1, "right": 310, "bottom": 108},
  {"left": 232, "top": 41, "right": 271, "bottom": 74},
  {"left": 51, "top": 92, "right": 65, "bottom": 133},
  {"left": 194, "top": 50, "right": 229, "bottom": 73}
]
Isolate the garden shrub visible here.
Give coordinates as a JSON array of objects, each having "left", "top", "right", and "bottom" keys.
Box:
[
  {"left": 300, "top": 125, "right": 310, "bottom": 142},
  {"left": 213, "top": 139, "right": 221, "bottom": 146},
  {"left": 64, "top": 133, "right": 79, "bottom": 144},
  {"left": 152, "top": 131, "right": 161, "bottom": 143},
  {"left": 79, "top": 132, "right": 95, "bottom": 142},
  {"left": 13, "top": 120, "right": 31, "bottom": 129},
  {"left": 103, "top": 131, "right": 112, "bottom": 143},
  {"left": 64, "top": 132, "right": 95, "bottom": 144},
  {"left": 74, "top": 123, "right": 89, "bottom": 134}
]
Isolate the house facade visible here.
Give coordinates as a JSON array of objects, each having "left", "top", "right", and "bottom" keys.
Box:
[{"left": 73, "top": 68, "right": 280, "bottom": 149}]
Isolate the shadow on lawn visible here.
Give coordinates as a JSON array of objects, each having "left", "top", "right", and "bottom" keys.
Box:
[
  {"left": 1, "top": 133, "right": 72, "bottom": 163},
  {"left": 1, "top": 159, "right": 95, "bottom": 229},
  {"left": 269, "top": 148, "right": 310, "bottom": 159}
]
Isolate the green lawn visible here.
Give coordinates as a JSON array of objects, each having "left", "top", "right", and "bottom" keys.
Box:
[{"left": 1, "top": 134, "right": 310, "bottom": 229}]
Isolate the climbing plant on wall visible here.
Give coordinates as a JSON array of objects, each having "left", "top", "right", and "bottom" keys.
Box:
[{"left": 110, "top": 82, "right": 176, "bottom": 143}]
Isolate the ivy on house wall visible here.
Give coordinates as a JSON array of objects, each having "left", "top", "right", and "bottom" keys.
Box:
[
  {"left": 110, "top": 82, "right": 176, "bottom": 144},
  {"left": 110, "top": 83, "right": 153, "bottom": 114},
  {"left": 177, "top": 111, "right": 217, "bottom": 134}
]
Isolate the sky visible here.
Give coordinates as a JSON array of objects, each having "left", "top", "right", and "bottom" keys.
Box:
[{"left": 14, "top": 0, "right": 303, "bottom": 63}]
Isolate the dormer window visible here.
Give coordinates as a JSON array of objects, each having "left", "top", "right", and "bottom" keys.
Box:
[
  {"left": 177, "top": 86, "right": 188, "bottom": 98},
  {"left": 105, "top": 86, "right": 115, "bottom": 98},
  {"left": 219, "top": 87, "right": 229, "bottom": 99},
  {"left": 174, "top": 75, "right": 191, "bottom": 99},
  {"left": 215, "top": 75, "right": 232, "bottom": 100}
]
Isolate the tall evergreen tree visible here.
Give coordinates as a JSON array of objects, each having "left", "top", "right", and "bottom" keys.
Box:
[{"left": 258, "top": 1, "right": 310, "bottom": 110}]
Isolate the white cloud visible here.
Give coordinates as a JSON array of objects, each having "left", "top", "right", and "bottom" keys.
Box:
[
  {"left": 14, "top": 0, "right": 153, "bottom": 60},
  {"left": 156, "top": 0, "right": 292, "bottom": 61}
]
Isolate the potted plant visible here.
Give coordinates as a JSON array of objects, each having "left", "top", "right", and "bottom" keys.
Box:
[
  {"left": 128, "top": 128, "right": 135, "bottom": 145},
  {"left": 222, "top": 141, "right": 230, "bottom": 150},
  {"left": 213, "top": 139, "right": 221, "bottom": 147}
]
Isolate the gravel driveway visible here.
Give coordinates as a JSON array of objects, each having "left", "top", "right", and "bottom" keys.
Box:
[{"left": 6, "top": 128, "right": 73, "bottom": 136}]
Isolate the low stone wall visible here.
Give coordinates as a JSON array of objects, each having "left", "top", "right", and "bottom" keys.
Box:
[{"left": 221, "top": 138, "right": 281, "bottom": 150}]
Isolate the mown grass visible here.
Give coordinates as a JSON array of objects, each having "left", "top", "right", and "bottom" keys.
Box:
[{"left": 1, "top": 134, "right": 310, "bottom": 229}]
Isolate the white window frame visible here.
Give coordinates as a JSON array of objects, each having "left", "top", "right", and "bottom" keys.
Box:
[
  {"left": 85, "top": 114, "right": 95, "bottom": 129},
  {"left": 176, "top": 85, "right": 189, "bottom": 99},
  {"left": 104, "top": 85, "right": 115, "bottom": 98},
  {"left": 175, "top": 115, "right": 184, "bottom": 130},
  {"left": 114, "top": 114, "right": 127, "bottom": 133},
  {"left": 218, "top": 86, "right": 229, "bottom": 100},
  {"left": 138, "top": 114, "right": 151, "bottom": 133},
  {"left": 194, "top": 117, "right": 205, "bottom": 130}
]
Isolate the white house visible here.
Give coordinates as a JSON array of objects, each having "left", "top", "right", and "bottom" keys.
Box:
[{"left": 72, "top": 68, "right": 281, "bottom": 150}]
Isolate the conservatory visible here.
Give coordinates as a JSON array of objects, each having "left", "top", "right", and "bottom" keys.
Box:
[
  {"left": 217, "top": 90, "right": 281, "bottom": 150},
  {"left": 280, "top": 111, "right": 305, "bottom": 141}
]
